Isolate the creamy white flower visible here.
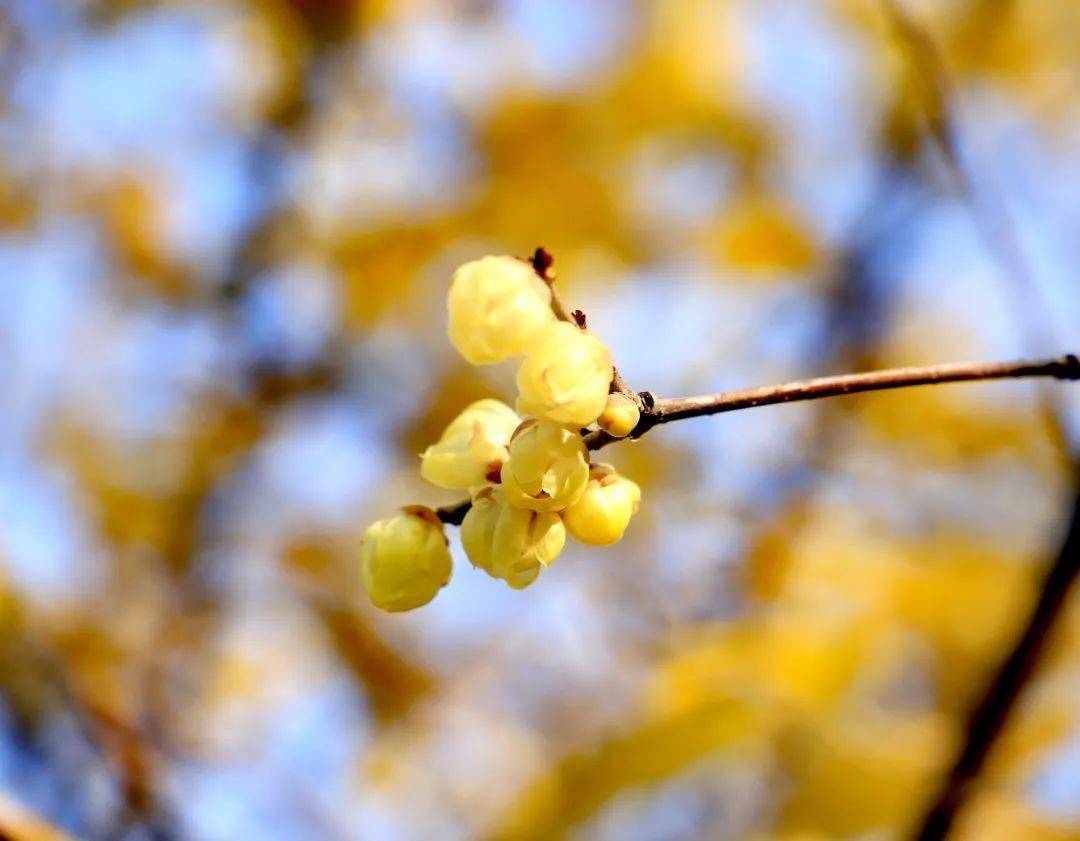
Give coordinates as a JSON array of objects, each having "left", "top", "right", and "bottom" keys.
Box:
[
  {"left": 500, "top": 419, "right": 590, "bottom": 512},
  {"left": 360, "top": 507, "right": 452, "bottom": 612},
  {"left": 462, "top": 487, "right": 565, "bottom": 589},
  {"left": 448, "top": 256, "right": 556, "bottom": 364},
  {"left": 562, "top": 464, "right": 641, "bottom": 546},
  {"left": 420, "top": 399, "right": 521, "bottom": 491},
  {"left": 516, "top": 322, "right": 613, "bottom": 426}
]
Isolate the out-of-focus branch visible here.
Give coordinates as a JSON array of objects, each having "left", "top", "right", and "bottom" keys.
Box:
[
  {"left": 912, "top": 483, "right": 1080, "bottom": 841},
  {"left": 884, "top": 0, "right": 1069, "bottom": 449},
  {"left": 884, "top": 6, "right": 1080, "bottom": 839},
  {"left": 437, "top": 354, "right": 1080, "bottom": 523}
]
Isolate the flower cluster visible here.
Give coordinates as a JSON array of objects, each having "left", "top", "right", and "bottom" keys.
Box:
[{"left": 361, "top": 255, "right": 642, "bottom": 612}]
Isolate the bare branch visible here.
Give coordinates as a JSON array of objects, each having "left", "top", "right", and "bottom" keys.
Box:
[
  {"left": 912, "top": 483, "right": 1080, "bottom": 841},
  {"left": 655, "top": 355, "right": 1077, "bottom": 422},
  {"left": 529, "top": 247, "right": 577, "bottom": 325},
  {"left": 585, "top": 354, "right": 1080, "bottom": 451},
  {"left": 439, "top": 354, "right": 1080, "bottom": 523},
  {"left": 436, "top": 498, "right": 472, "bottom": 526}
]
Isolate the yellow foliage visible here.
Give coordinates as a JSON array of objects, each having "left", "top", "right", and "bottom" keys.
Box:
[
  {"left": 646, "top": 0, "right": 748, "bottom": 103},
  {"left": 648, "top": 612, "right": 873, "bottom": 721},
  {"left": 471, "top": 97, "right": 626, "bottom": 260},
  {"left": 102, "top": 176, "right": 191, "bottom": 300},
  {"left": 0, "top": 167, "right": 34, "bottom": 230},
  {"left": 283, "top": 537, "right": 436, "bottom": 719},
  {"left": 954, "top": 791, "right": 1080, "bottom": 841},
  {"left": 988, "top": 668, "right": 1080, "bottom": 782},
  {"left": 752, "top": 502, "right": 1038, "bottom": 708},
  {"left": 710, "top": 196, "right": 820, "bottom": 276},
  {"left": 0, "top": 789, "right": 79, "bottom": 841},
  {"left": 771, "top": 509, "right": 907, "bottom": 617},
  {"left": 488, "top": 699, "right": 764, "bottom": 841},
  {"left": 337, "top": 222, "right": 451, "bottom": 329},
  {"left": 779, "top": 709, "right": 955, "bottom": 837},
  {"left": 48, "top": 402, "right": 264, "bottom": 570},
  {"left": 858, "top": 387, "right": 1056, "bottom": 465},
  {"left": 894, "top": 539, "right": 1036, "bottom": 708}
]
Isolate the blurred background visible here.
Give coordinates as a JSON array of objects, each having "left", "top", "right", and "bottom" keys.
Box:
[{"left": 1, "top": 0, "right": 1080, "bottom": 839}]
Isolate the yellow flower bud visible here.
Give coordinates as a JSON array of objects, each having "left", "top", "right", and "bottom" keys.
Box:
[
  {"left": 462, "top": 487, "right": 565, "bottom": 589},
  {"left": 360, "top": 507, "right": 452, "bottom": 612},
  {"left": 562, "top": 464, "right": 641, "bottom": 546},
  {"left": 500, "top": 419, "right": 590, "bottom": 512},
  {"left": 597, "top": 393, "right": 641, "bottom": 438},
  {"left": 420, "top": 399, "right": 521, "bottom": 491},
  {"left": 448, "top": 256, "right": 557, "bottom": 365},
  {"left": 516, "top": 322, "right": 613, "bottom": 426}
]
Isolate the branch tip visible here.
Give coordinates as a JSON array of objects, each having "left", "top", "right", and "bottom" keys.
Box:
[
  {"left": 436, "top": 354, "right": 1080, "bottom": 523},
  {"left": 1056, "top": 354, "right": 1080, "bottom": 381},
  {"left": 529, "top": 247, "right": 555, "bottom": 281}
]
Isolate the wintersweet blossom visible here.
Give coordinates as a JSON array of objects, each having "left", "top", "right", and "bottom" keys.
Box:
[
  {"left": 360, "top": 507, "right": 452, "bottom": 612},
  {"left": 598, "top": 393, "right": 641, "bottom": 438},
  {"left": 447, "top": 256, "right": 556, "bottom": 364},
  {"left": 516, "top": 321, "right": 613, "bottom": 426},
  {"left": 500, "top": 419, "right": 590, "bottom": 513},
  {"left": 562, "top": 464, "right": 642, "bottom": 546},
  {"left": 420, "top": 399, "right": 521, "bottom": 491},
  {"left": 462, "top": 487, "right": 565, "bottom": 589}
]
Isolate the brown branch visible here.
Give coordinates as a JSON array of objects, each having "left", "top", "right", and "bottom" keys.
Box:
[
  {"left": 529, "top": 247, "right": 577, "bottom": 325},
  {"left": 654, "top": 355, "right": 1076, "bottom": 423},
  {"left": 585, "top": 354, "right": 1080, "bottom": 451},
  {"left": 610, "top": 367, "right": 641, "bottom": 405},
  {"left": 438, "top": 353, "right": 1080, "bottom": 523},
  {"left": 912, "top": 482, "right": 1080, "bottom": 841},
  {"left": 548, "top": 286, "right": 575, "bottom": 325},
  {"left": 529, "top": 247, "right": 638, "bottom": 404},
  {"left": 436, "top": 498, "right": 472, "bottom": 526}
]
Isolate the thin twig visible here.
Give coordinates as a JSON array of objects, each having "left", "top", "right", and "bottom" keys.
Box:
[
  {"left": 656, "top": 356, "right": 1077, "bottom": 423},
  {"left": 547, "top": 286, "right": 575, "bottom": 325},
  {"left": 585, "top": 354, "right": 1080, "bottom": 451},
  {"left": 912, "top": 483, "right": 1080, "bottom": 841},
  {"left": 529, "top": 247, "right": 577, "bottom": 325},
  {"left": 436, "top": 498, "right": 472, "bottom": 527},
  {"left": 610, "top": 367, "right": 641, "bottom": 406},
  {"left": 529, "top": 246, "right": 639, "bottom": 405},
  {"left": 438, "top": 354, "right": 1080, "bottom": 523}
]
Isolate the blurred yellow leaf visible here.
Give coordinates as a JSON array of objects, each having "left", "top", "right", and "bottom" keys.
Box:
[
  {"left": 283, "top": 537, "right": 436, "bottom": 720},
  {"left": 710, "top": 196, "right": 820, "bottom": 276},
  {"left": 101, "top": 176, "right": 191, "bottom": 300},
  {"left": 955, "top": 791, "right": 1080, "bottom": 841},
  {"left": 779, "top": 709, "right": 954, "bottom": 837},
  {"left": 337, "top": 223, "right": 449, "bottom": 330},
  {"left": 489, "top": 699, "right": 764, "bottom": 841},
  {"left": 895, "top": 538, "right": 1036, "bottom": 708},
  {"left": 0, "top": 790, "right": 78, "bottom": 841}
]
